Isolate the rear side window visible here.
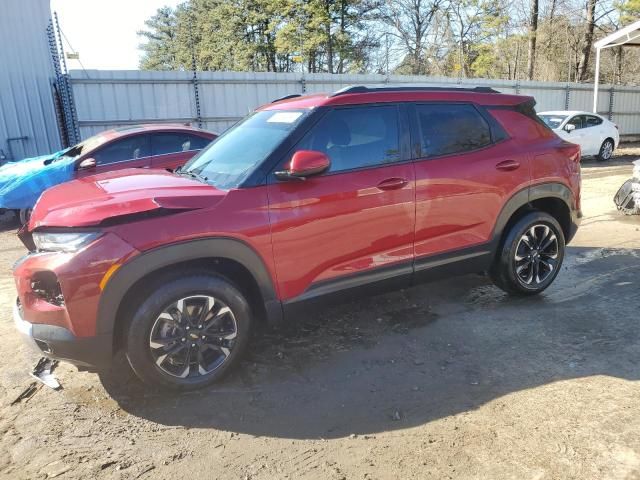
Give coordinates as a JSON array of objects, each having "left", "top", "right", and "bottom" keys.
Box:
[
  {"left": 415, "top": 104, "right": 491, "bottom": 157},
  {"left": 295, "top": 105, "right": 400, "bottom": 172},
  {"left": 151, "top": 133, "right": 211, "bottom": 156},
  {"left": 585, "top": 115, "right": 603, "bottom": 127},
  {"left": 92, "top": 135, "right": 151, "bottom": 165}
]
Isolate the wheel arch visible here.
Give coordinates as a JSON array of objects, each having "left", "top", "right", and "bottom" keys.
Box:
[
  {"left": 97, "top": 237, "right": 283, "bottom": 355},
  {"left": 492, "top": 183, "right": 577, "bottom": 255}
]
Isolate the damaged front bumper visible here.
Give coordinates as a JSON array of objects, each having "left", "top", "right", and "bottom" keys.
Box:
[
  {"left": 13, "top": 298, "right": 112, "bottom": 370},
  {"left": 13, "top": 299, "right": 42, "bottom": 355}
]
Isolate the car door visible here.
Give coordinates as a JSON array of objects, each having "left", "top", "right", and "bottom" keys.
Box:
[
  {"left": 267, "top": 104, "right": 416, "bottom": 302},
  {"left": 584, "top": 115, "right": 605, "bottom": 155},
  {"left": 411, "top": 102, "right": 530, "bottom": 274},
  {"left": 562, "top": 115, "right": 591, "bottom": 154},
  {"left": 150, "top": 132, "right": 212, "bottom": 170},
  {"left": 77, "top": 134, "right": 152, "bottom": 178}
]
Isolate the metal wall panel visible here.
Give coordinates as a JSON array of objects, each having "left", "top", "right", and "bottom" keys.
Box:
[
  {"left": 0, "top": 0, "right": 60, "bottom": 160},
  {"left": 68, "top": 70, "right": 640, "bottom": 138}
]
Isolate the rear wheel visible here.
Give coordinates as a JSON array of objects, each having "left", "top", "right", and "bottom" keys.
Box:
[
  {"left": 597, "top": 138, "right": 614, "bottom": 162},
  {"left": 490, "top": 211, "right": 565, "bottom": 295},
  {"left": 125, "top": 274, "right": 252, "bottom": 390}
]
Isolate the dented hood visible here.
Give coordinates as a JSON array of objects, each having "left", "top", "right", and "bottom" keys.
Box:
[{"left": 29, "top": 168, "right": 226, "bottom": 229}]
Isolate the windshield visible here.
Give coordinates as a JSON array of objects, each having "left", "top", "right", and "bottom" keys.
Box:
[
  {"left": 538, "top": 114, "right": 567, "bottom": 129},
  {"left": 54, "top": 133, "right": 109, "bottom": 162},
  {"left": 182, "top": 109, "right": 309, "bottom": 189}
]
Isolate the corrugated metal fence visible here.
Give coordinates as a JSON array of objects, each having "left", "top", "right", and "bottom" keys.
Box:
[
  {"left": 0, "top": 0, "right": 60, "bottom": 161},
  {"left": 69, "top": 70, "right": 640, "bottom": 140}
]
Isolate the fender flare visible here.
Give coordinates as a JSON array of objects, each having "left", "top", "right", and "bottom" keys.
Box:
[
  {"left": 492, "top": 182, "right": 577, "bottom": 246},
  {"left": 96, "top": 237, "right": 283, "bottom": 338}
]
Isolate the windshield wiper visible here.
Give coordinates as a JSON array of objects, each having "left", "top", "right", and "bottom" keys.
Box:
[{"left": 175, "top": 168, "right": 209, "bottom": 184}]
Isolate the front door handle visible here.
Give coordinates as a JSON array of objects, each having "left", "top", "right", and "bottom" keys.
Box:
[
  {"left": 377, "top": 178, "right": 408, "bottom": 190},
  {"left": 495, "top": 160, "right": 520, "bottom": 171}
]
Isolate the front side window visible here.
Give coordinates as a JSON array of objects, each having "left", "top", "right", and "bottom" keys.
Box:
[
  {"left": 152, "top": 133, "right": 211, "bottom": 156},
  {"left": 294, "top": 105, "right": 400, "bottom": 173},
  {"left": 567, "top": 115, "right": 585, "bottom": 130},
  {"left": 183, "top": 109, "right": 309, "bottom": 189},
  {"left": 92, "top": 135, "right": 151, "bottom": 165},
  {"left": 539, "top": 115, "right": 567, "bottom": 129},
  {"left": 415, "top": 104, "right": 491, "bottom": 157}
]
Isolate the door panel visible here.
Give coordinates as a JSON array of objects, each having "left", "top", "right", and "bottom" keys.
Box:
[
  {"left": 76, "top": 156, "right": 151, "bottom": 179},
  {"left": 267, "top": 103, "right": 414, "bottom": 301},
  {"left": 564, "top": 115, "right": 590, "bottom": 155},
  {"left": 268, "top": 164, "right": 416, "bottom": 301},
  {"left": 413, "top": 142, "right": 529, "bottom": 259},
  {"left": 411, "top": 103, "right": 531, "bottom": 262}
]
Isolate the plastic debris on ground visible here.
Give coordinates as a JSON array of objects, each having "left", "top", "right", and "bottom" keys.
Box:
[
  {"left": 11, "top": 382, "right": 41, "bottom": 405},
  {"left": 30, "top": 357, "right": 62, "bottom": 390},
  {"left": 0, "top": 149, "right": 76, "bottom": 210},
  {"left": 614, "top": 159, "right": 640, "bottom": 215}
]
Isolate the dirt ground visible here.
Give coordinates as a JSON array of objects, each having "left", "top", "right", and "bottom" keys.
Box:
[{"left": 1, "top": 144, "right": 640, "bottom": 480}]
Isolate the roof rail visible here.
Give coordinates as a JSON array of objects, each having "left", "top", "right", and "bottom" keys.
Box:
[
  {"left": 271, "top": 93, "right": 302, "bottom": 103},
  {"left": 330, "top": 84, "right": 500, "bottom": 97}
]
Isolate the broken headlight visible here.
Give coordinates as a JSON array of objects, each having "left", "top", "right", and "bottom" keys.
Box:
[{"left": 33, "top": 232, "right": 102, "bottom": 253}]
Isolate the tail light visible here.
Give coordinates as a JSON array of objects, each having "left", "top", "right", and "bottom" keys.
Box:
[{"left": 614, "top": 124, "right": 619, "bottom": 130}]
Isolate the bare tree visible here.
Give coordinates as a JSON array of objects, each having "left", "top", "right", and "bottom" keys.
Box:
[
  {"left": 379, "top": 0, "right": 445, "bottom": 74},
  {"left": 577, "top": 0, "right": 597, "bottom": 81}
]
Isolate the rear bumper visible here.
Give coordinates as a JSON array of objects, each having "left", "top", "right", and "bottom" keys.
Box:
[{"left": 13, "top": 298, "right": 112, "bottom": 370}]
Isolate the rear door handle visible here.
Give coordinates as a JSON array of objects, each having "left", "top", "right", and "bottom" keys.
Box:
[
  {"left": 495, "top": 160, "right": 520, "bottom": 171},
  {"left": 377, "top": 177, "right": 408, "bottom": 190}
]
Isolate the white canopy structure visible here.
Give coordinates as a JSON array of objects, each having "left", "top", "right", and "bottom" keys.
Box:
[{"left": 593, "top": 20, "right": 640, "bottom": 112}]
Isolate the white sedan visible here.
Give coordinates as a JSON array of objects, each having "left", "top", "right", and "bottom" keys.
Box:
[{"left": 538, "top": 111, "right": 619, "bottom": 161}]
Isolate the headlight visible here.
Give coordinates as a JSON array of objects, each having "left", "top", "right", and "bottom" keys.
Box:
[{"left": 32, "top": 232, "right": 102, "bottom": 252}]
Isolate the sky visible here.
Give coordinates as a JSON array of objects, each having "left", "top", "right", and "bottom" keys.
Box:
[{"left": 50, "top": 0, "right": 180, "bottom": 70}]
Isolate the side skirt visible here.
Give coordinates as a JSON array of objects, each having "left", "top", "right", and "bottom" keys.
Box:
[
  {"left": 282, "top": 244, "right": 495, "bottom": 319},
  {"left": 413, "top": 244, "right": 494, "bottom": 285}
]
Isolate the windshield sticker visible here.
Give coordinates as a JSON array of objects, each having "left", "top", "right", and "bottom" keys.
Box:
[{"left": 267, "top": 112, "right": 303, "bottom": 124}]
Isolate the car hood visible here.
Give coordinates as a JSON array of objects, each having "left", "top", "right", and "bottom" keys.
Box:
[{"left": 29, "top": 168, "right": 226, "bottom": 229}]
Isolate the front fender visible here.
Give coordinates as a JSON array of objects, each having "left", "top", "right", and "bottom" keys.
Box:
[{"left": 96, "top": 237, "right": 283, "bottom": 338}]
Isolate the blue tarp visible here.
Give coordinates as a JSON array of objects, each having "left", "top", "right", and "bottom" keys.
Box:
[{"left": 0, "top": 149, "right": 76, "bottom": 210}]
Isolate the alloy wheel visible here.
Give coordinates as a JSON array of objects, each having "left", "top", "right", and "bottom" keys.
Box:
[
  {"left": 601, "top": 140, "right": 613, "bottom": 160},
  {"left": 514, "top": 224, "right": 559, "bottom": 287},
  {"left": 149, "top": 295, "right": 238, "bottom": 378}
]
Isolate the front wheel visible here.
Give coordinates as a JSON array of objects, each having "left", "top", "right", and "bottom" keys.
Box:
[
  {"left": 597, "top": 139, "right": 614, "bottom": 162},
  {"left": 490, "top": 211, "right": 565, "bottom": 295},
  {"left": 18, "top": 208, "right": 32, "bottom": 225},
  {"left": 125, "top": 274, "right": 252, "bottom": 390}
]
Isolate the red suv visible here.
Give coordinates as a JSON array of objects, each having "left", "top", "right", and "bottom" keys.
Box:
[{"left": 13, "top": 86, "right": 581, "bottom": 390}]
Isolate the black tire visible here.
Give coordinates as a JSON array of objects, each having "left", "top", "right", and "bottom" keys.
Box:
[
  {"left": 490, "top": 211, "right": 565, "bottom": 295},
  {"left": 19, "top": 208, "right": 32, "bottom": 225},
  {"left": 597, "top": 138, "right": 614, "bottom": 162},
  {"left": 125, "top": 273, "right": 252, "bottom": 390}
]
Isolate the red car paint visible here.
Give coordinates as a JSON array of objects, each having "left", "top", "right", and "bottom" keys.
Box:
[
  {"left": 72, "top": 124, "right": 216, "bottom": 178},
  {"left": 13, "top": 87, "right": 581, "bottom": 370}
]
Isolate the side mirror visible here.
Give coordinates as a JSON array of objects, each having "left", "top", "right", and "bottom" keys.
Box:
[
  {"left": 564, "top": 124, "right": 576, "bottom": 133},
  {"left": 275, "top": 150, "right": 330, "bottom": 181},
  {"left": 78, "top": 158, "right": 97, "bottom": 169}
]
